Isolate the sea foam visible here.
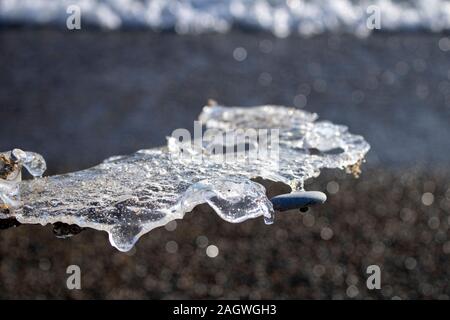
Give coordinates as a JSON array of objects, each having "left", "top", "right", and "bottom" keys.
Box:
[{"left": 1, "top": 0, "right": 449, "bottom": 37}]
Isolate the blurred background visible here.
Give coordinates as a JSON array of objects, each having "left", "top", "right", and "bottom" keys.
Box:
[{"left": 0, "top": 0, "right": 449, "bottom": 299}]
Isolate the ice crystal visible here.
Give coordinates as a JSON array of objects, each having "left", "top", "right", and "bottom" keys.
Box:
[{"left": 0, "top": 105, "right": 369, "bottom": 251}]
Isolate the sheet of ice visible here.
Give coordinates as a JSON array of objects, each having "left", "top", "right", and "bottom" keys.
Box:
[
  {"left": 0, "top": 105, "right": 369, "bottom": 251},
  {"left": 1, "top": 0, "right": 449, "bottom": 36}
]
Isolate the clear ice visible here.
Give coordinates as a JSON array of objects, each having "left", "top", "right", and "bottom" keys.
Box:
[
  {"left": 0, "top": 105, "right": 369, "bottom": 251},
  {"left": 0, "top": 149, "right": 46, "bottom": 211},
  {"left": 2, "top": 0, "right": 450, "bottom": 36}
]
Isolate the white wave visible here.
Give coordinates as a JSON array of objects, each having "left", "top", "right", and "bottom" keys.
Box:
[{"left": 1, "top": 0, "right": 450, "bottom": 36}]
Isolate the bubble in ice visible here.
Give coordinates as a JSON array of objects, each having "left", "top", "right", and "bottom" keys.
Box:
[{"left": 0, "top": 105, "right": 370, "bottom": 251}]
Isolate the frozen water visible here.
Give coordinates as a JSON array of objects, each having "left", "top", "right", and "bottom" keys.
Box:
[
  {"left": 1, "top": 0, "right": 450, "bottom": 36},
  {"left": 11, "top": 148, "right": 47, "bottom": 178},
  {"left": 0, "top": 149, "right": 46, "bottom": 212},
  {"left": 0, "top": 105, "right": 369, "bottom": 251}
]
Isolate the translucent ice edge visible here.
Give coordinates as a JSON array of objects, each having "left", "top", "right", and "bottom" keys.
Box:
[
  {"left": 0, "top": 105, "right": 369, "bottom": 251},
  {"left": 0, "top": 149, "right": 46, "bottom": 210},
  {"left": 1, "top": 0, "right": 450, "bottom": 37}
]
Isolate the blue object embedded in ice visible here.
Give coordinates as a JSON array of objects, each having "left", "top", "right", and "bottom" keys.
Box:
[{"left": 270, "top": 191, "right": 327, "bottom": 212}]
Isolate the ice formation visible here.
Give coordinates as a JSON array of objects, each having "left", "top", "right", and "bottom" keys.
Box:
[
  {"left": 0, "top": 105, "right": 369, "bottom": 251},
  {"left": 1, "top": 0, "right": 450, "bottom": 37},
  {"left": 0, "top": 149, "right": 46, "bottom": 210}
]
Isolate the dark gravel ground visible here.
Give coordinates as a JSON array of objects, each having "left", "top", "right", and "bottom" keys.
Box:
[
  {"left": 0, "top": 29, "right": 449, "bottom": 299},
  {"left": 0, "top": 167, "right": 449, "bottom": 299}
]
